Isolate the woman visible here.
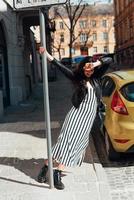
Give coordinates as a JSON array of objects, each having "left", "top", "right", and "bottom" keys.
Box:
[{"left": 38, "top": 47, "right": 112, "bottom": 190}]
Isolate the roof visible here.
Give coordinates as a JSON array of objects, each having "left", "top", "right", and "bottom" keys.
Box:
[
  {"left": 50, "top": 3, "right": 114, "bottom": 18},
  {"left": 105, "top": 70, "right": 134, "bottom": 88},
  {"left": 111, "top": 70, "right": 134, "bottom": 81}
]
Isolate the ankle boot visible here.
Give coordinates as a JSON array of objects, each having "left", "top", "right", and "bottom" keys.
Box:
[
  {"left": 53, "top": 169, "right": 65, "bottom": 190},
  {"left": 38, "top": 165, "right": 48, "bottom": 183}
]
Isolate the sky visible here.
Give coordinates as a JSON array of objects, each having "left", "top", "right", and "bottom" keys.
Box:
[{"left": 72, "top": 0, "right": 113, "bottom": 4}]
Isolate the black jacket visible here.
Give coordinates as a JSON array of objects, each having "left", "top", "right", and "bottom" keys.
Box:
[{"left": 51, "top": 57, "right": 112, "bottom": 108}]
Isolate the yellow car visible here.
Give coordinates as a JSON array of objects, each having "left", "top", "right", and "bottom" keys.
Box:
[{"left": 101, "top": 70, "right": 134, "bottom": 160}]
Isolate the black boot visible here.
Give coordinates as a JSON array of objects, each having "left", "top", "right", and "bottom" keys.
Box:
[
  {"left": 38, "top": 165, "right": 48, "bottom": 183},
  {"left": 53, "top": 169, "right": 65, "bottom": 190}
]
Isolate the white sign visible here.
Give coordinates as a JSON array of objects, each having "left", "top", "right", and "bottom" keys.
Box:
[
  {"left": 0, "top": 1, "right": 7, "bottom": 12},
  {"left": 14, "top": 0, "right": 66, "bottom": 9}
]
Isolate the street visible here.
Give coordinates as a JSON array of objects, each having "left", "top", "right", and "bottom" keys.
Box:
[{"left": 0, "top": 71, "right": 134, "bottom": 200}]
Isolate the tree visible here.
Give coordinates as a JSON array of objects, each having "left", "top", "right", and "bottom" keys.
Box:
[
  {"left": 52, "top": 39, "right": 62, "bottom": 60},
  {"left": 54, "top": 0, "right": 88, "bottom": 61}
]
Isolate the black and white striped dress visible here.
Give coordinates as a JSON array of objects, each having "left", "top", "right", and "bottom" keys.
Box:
[{"left": 52, "top": 81, "right": 97, "bottom": 167}]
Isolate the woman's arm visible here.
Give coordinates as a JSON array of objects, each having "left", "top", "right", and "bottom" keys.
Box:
[
  {"left": 39, "top": 47, "right": 54, "bottom": 61},
  {"left": 39, "top": 47, "right": 75, "bottom": 80},
  {"left": 91, "top": 57, "right": 112, "bottom": 78}
]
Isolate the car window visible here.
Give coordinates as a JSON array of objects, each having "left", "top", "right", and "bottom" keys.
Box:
[
  {"left": 101, "top": 76, "right": 116, "bottom": 97},
  {"left": 120, "top": 82, "right": 134, "bottom": 102}
]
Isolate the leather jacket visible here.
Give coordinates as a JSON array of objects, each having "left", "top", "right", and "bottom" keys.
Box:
[{"left": 51, "top": 57, "right": 112, "bottom": 108}]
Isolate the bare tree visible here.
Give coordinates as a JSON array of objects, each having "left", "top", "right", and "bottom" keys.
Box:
[
  {"left": 52, "top": 39, "right": 62, "bottom": 60},
  {"left": 54, "top": 0, "right": 87, "bottom": 60}
]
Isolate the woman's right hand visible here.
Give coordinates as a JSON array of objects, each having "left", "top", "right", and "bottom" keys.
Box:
[
  {"left": 39, "top": 46, "right": 54, "bottom": 61},
  {"left": 39, "top": 46, "right": 45, "bottom": 54}
]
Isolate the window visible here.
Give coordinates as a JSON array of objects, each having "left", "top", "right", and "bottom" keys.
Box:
[
  {"left": 80, "top": 33, "right": 88, "bottom": 42},
  {"left": 92, "top": 32, "right": 97, "bottom": 41},
  {"left": 60, "top": 48, "right": 65, "bottom": 56},
  {"left": 102, "top": 20, "right": 107, "bottom": 28},
  {"left": 101, "top": 77, "right": 116, "bottom": 97},
  {"left": 120, "top": 82, "right": 134, "bottom": 102},
  {"left": 129, "top": 18, "right": 133, "bottom": 39},
  {"left": 93, "top": 47, "right": 97, "bottom": 53},
  {"left": 79, "top": 20, "right": 87, "bottom": 29},
  {"left": 103, "top": 32, "right": 108, "bottom": 40},
  {"left": 91, "top": 20, "right": 96, "bottom": 27},
  {"left": 60, "top": 33, "right": 64, "bottom": 42},
  {"left": 71, "top": 48, "right": 75, "bottom": 55},
  {"left": 104, "top": 46, "right": 108, "bottom": 53},
  {"left": 59, "top": 21, "right": 64, "bottom": 29}
]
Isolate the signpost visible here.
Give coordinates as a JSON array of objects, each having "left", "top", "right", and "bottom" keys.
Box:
[
  {"left": 13, "top": 0, "right": 66, "bottom": 189},
  {"left": 14, "top": 0, "right": 66, "bottom": 9}
]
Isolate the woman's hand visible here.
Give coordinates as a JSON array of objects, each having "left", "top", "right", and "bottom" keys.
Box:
[
  {"left": 83, "top": 60, "right": 101, "bottom": 78},
  {"left": 39, "top": 46, "right": 45, "bottom": 54},
  {"left": 39, "top": 46, "right": 54, "bottom": 61},
  {"left": 83, "top": 63, "right": 94, "bottom": 77}
]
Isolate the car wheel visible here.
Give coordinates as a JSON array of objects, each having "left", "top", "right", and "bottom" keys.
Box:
[{"left": 104, "top": 130, "right": 120, "bottom": 161}]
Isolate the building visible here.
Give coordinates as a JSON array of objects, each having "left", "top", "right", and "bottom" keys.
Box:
[
  {"left": 0, "top": 0, "right": 53, "bottom": 114},
  {"left": 51, "top": 3, "right": 115, "bottom": 59},
  {"left": 114, "top": 0, "right": 134, "bottom": 67}
]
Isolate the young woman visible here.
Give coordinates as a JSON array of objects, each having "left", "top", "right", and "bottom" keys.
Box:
[{"left": 38, "top": 47, "right": 112, "bottom": 190}]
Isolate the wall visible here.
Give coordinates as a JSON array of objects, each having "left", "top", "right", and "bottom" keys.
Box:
[{"left": 0, "top": 0, "right": 27, "bottom": 105}]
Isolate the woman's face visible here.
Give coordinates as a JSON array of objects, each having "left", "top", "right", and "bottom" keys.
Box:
[{"left": 83, "top": 63, "right": 94, "bottom": 77}]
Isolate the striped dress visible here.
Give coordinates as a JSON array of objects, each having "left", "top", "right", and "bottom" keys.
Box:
[{"left": 52, "top": 81, "right": 97, "bottom": 167}]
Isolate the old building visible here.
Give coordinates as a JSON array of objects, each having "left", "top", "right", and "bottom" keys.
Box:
[
  {"left": 114, "top": 0, "right": 134, "bottom": 67},
  {"left": 0, "top": 1, "right": 24, "bottom": 109},
  {"left": 0, "top": 0, "right": 53, "bottom": 114},
  {"left": 51, "top": 3, "right": 115, "bottom": 59}
]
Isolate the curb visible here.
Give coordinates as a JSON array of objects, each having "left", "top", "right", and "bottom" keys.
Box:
[
  {"left": 93, "top": 163, "right": 112, "bottom": 200},
  {"left": 90, "top": 136, "right": 112, "bottom": 200}
]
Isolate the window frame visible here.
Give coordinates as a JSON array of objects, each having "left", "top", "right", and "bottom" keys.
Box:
[{"left": 101, "top": 76, "right": 116, "bottom": 97}]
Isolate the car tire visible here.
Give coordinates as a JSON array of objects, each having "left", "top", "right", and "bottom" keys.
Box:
[{"left": 104, "top": 130, "right": 120, "bottom": 161}]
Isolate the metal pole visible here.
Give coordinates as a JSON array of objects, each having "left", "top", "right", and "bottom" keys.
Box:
[{"left": 39, "top": 8, "right": 54, "bottom": 189}]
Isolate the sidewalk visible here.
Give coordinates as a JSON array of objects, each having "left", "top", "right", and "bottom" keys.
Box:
[{"left": 0, "top": 72, "right": 111, "bottom": 200}]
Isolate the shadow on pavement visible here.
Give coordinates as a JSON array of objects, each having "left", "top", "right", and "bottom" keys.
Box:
[
  {"left": 0, "top": 176, "right": 49, "bottom": 189},
  {"left": 0, "top": 157, "right": 49, "bottom": 189}
]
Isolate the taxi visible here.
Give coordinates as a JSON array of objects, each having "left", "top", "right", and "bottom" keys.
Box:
[{"left": 101, "top": 70, "right": 134, "bottom": 160}]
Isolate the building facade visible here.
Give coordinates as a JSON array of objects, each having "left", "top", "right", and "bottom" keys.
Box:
[
  {"left": 51, "top": 3, "right": 115, "bottom": 59},
  {"left": 0, "top": 1, "right": 26, "bottom": 108},
  {"left": 0, "top": 0, "right": 53, "bottom": 113},
  {"left": 114, "top": 0, "right": 134, "bottom": 67}
]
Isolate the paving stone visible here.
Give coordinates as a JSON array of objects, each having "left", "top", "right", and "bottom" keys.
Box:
[{"left": 0, "top": 73, "right": 110, "bottom": 200}]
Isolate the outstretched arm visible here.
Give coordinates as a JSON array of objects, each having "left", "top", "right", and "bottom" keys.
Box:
[
  {"left": 39, "top": 47, "right": 75, "bottom": 80},
  {"left": 91, "top": 57, "right": 112, "bottom": 78},
  {"left": 39, "top": 47, "right": 54, "bottom": 61}
]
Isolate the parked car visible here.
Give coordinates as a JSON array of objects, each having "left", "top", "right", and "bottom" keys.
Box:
[
  {"left": 60, "top": 57, "right": 72, "bottom": 68},
  {"left": 92, "top": 53, "right": 107, "bottom": 62},
  {"left": 72, "top": 55, "right": 92, "bottom": 69},
  {"left": 100, "top": 70, "right": 134, "bottom": 160}
]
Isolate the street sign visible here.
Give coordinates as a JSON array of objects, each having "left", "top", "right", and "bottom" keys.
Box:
[{"left": 13, "top": 0, "right": 67, "bottom": 10}]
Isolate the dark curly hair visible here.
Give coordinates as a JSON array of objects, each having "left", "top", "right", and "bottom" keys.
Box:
[{"left": 73, "top": 56, "right": 93, "bottom": 82}]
